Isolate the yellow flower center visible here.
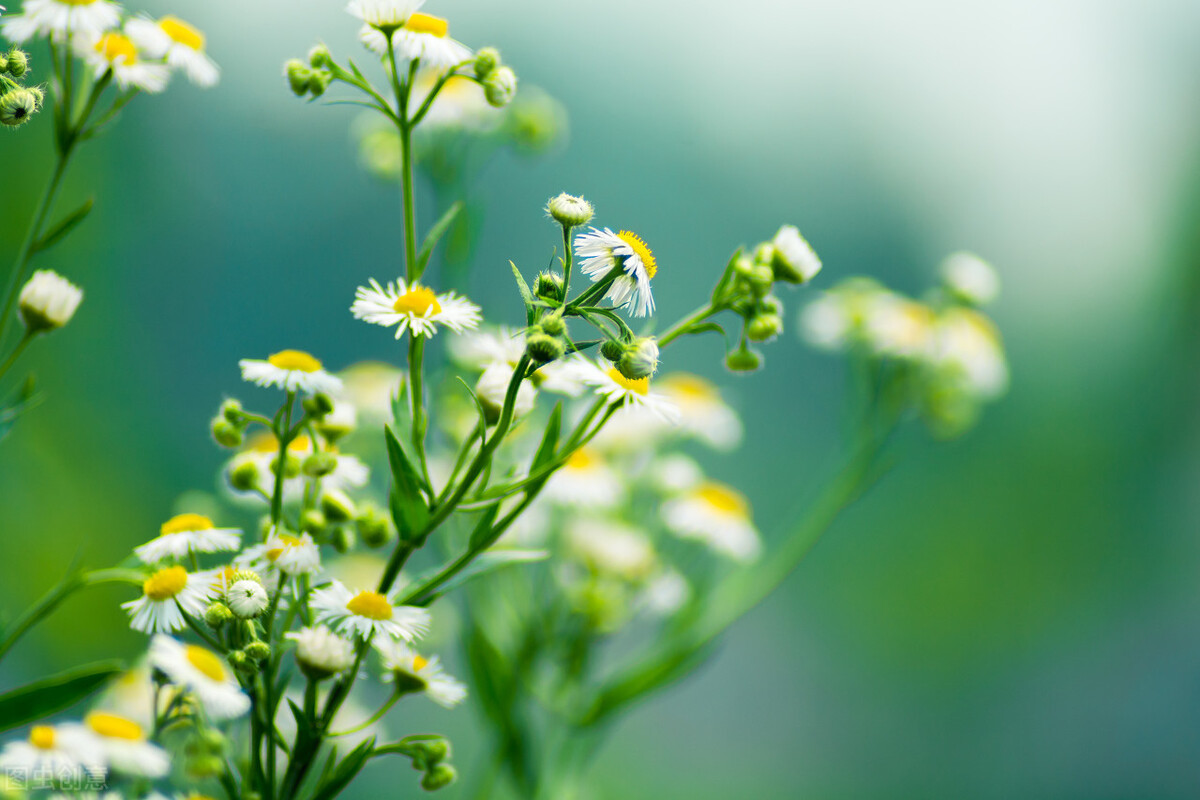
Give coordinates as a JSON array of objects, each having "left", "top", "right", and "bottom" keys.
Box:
[
  {"left": 159, "top": 16, "right": 205, "bottom": 51},
  {"left": 412, "top": 654, "right": 429, "bottom": 672},
  {"left": 213, "top": 565, "right": 237, "bottom": 591},
  {"left": 247, "top": 432, "right": 312, "bottom": 453},
  {"left": 268, "top": 350, "right": 323, "bottom": 372},
  {"left": 60, "top": 0, "right": 100, "bottom": 5},
  {"left": 616, "top": 231, "right": 657, "bottom": 279},
  {"left": 143, "top": 565, "right": 188, "bottom": 601},
  {"left": 161, "top": 512, "right": 215, "bottom": 536},
  {"left": 185, "top": 644, "right": 227, "bottom": 682},
  {"left": 696, "top": 482, "right": 749, "bottom": 517},
  {"left": 267, "top": 534, "right": 303, "bottom": 562},
  {"left": 29, "top": 725, "right": 55, "bottom": 749},
  {"left": 95, "top": 33, "right": 138, "bottom": 65},
  {"left": 606, "top": 367, "right": 649, "bottom": 396},
  {"left": 566, "top": 449, "right": 595, "bottom": 470},
  {"left": 404, "top": 12, "right": 449, "bottom": 37},
  {"left": 346, "top": 590, "right": 393, "bottom": 620},
  {"left": 661, "top": 373, "right": 717, "bottom": 404},
  {"left": 86, "top": 712, "right": 145, "bottom": 741},
  {"left": 392, "top": 286, "right": 441, "bottom": 316}
]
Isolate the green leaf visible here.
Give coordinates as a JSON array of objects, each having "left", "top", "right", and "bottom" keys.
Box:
[
  {"left": 467, "top": 504, "right": 502, "bottom": 551},
  {"left": 711, "top": 248, "right": 742, "bottom": 305},
  {"left": 510, "top": 261, "right": 536, "bottom": 326},
  {"left": 0, "top": 376, "right": 41, "bottom": 443},
  {"left": 438, "top": 549, "right": 547, "bottom": 595},
  {"left": 525, "top": 403, "right": 561, "bottom": 492},
  {"left": 0, "top": 660, "right": 123, "bottom": 733},
  {"left": 455, "top": 376, "right": 490, "bottom": 444},
  {"left": 563, "top": 338, "right": 602, "bottom": 355},
  {"left": 32, "top": 198, "right": 94, "bottom": 255},
  {"left": 683, "top": 321, "right": 726, "bottom": 339},
  {"left": 414, "top": 201, "right": 463, "bottom": 279},
  {"left": 311, "top": 736, "right": 376, "bottom": 800},
  {"left": 385, "top": 426, "right": 430, "bottom": 539}
]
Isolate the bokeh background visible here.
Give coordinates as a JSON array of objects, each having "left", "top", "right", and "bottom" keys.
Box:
[{"left": 3, "top": 0, "right": 1200, "bottom": 797}]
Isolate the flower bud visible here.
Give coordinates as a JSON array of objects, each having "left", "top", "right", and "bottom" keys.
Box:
[
  {"left": 308, "top": 44, "right": 333, "bottom": 69},
  {"left": 753, "top": 242, "right": 776, "bottom": 265},
  {"left": 244, "top": 641, "right": 272, "bottom": 663},
  {"left": 231, "top": 569, "right": 262, "bottom": 585},
  {"left": 538, "top": 314, "right": 566, "bottom": 337},
  {"left": 411, "top": 737, "right": 450, "bottom": 765},
  {"left": 300, "top": 508, "right": 328, "bottom": 537},
  {"left": 302, "top": 452, "right": 338, "bottom": 478},
  {"left": 321, "top": 489, "right": 356, "bottom": 523},
  {"left": 228, "top": 457, "right": 260, "bottom": 492},
  {"left": 211, "top": 418, "right": 243, "bottom": 448},
  {"left": 483, "top": 66, "right": 517, "bottom": 108},
  {"left": 758, "top": 294, "right": 783, "bottom": 316},
  {"left": 475, "top": 363, "right": 536, "bottom": 424},
  {"left": 18, "top": 270, "right": 82, "bottom": 332},
  {"left": 600, "top": 339, "right": 625, "bottom": 363},
  {"left": 220, "top": 398, "right": 244, "bottom": 423},
  {"left": 186, "top": 754, "right": 225, "bottom": 780},
  {"left": 5, "top": 49, "right": 28, "bottom": 78},
  {"left": 726, "top": 344, "right": 763, "bottom": 372},
  {"left": 533, "top": 271, "right": 564, "bottom": 303},
  {"left": 288, "top": 625, "right": 354, "bottom": 680},
  {"left": 940, "top": 251, "right": 999, "bottom": 306},
  {"left": 303, "top": 392, "right": 335, "bottom": 417},
  {"left": 749, "top": 264, "right": 775, "bottom": 297},
  {"left": 204, "top": 602, "right": 233, "bottom": 628},
  {"left": 316, "top": 401, "right": 357, "bottom": 442},
  {"left": 227, "top": 650, "right": 255, "bottom": 674},
  {"left": 617, "top": 337, "right": 659, "bottom": 380},
  {"left": 271, "top": 453, "right": 302, "bottom": 479},
  {"left": 746, "top": 313, "right": 783, "bottom": 342},
  {"left": 285, "top": 59, "right": 312, "bottom": 96},
  {"left": 356, "top": 505, "right": 393, "bottom": 548},
  {"left": 330, "top": 525, "right": 356, "bottom": 553},
  {"left": 545, "top": 193, "right": 594, "bottom": 228},
  {"left": 473, "top": 47, "right": 500, "bottom": 79},
  {"left": 307, "top": 69, "right": 331, "bottom": 98},
  {"left": 421, "top": 763, "right": 457, "bottom": 791},
  {"left": 771, "top": 225, "right": 822, "bottom": 284},
  {"left": 228, "top": 580, "right": 269, "bottom": 619},
  {"left": 526, "top": 332, "right": 565, "bottom": 364}
]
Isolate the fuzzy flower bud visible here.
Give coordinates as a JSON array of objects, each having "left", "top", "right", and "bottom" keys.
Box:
[
  {"left": 726, "top": 343, "right": 763, "bottom": 372},
  {"left": 422, "top": 763, "right": 458, "bottom": 791},
  {"left": 746, "top": 313, "right": 783, "bottom": 342},
  {"left": 211, "top": 418, "right": 243, "bottom": 448},
  {"left": 617, "top": 337, "right": 659, "bottom": 380},
  {"left": 5, "top": 49, "right": 28, "bottom": 78},
  {"left": 940, "top": 251, "right": 999, "bottom": 306},
  {"left": 526, "top": 332, "right": 565, "bottom": 364},
  {"left": 18, "top": 270, "right": 82, "bottom": 332},
  {"left": 546, "top": 193, "right": 594, "bottom": 228},
  {"left": 244, "top": 641, "right": 272, "bottom": 663},
  {"left": 600, "top": 339, "right": 625, "bottom": 363},
  {"left": 473, "top": 47, "right": 500, "bottom": 80},
  {"left": 771, "top": 225, "right": 822, "bottom": 284},
  {"left": 302, "top": 452, "right": 338, "bottom": 478},
  {"left": 533, "top": 271, "right": 564, "bottom": 303},
  {"left": 204, "top": 602, "right": 233, "bottom": 628},
  {"left": 227, "top": 650, "right": 254, "bottom": 674},
  {"left": 220, "top": 398, "right": 244, "bottom": 423},
  {"left": 475, "top": 363, "right": 536, "bottom": 424},
  {"left": 302, "top": 392, "right": 335, "bottom": 417},
  {"left": 321, "top": 489, "right": 356, "bottom": 523},
  {"left": 483, "top": 66, "right": 517, "bottom": 108},
  {"left": 228, "top": 456, "right": 260, "bottom": 492},
  {"left": 308, "top": 44, "right": 333, "bottom": 70},
  {"left": 316, "top": 401, "right": 357, "bottom": 442},
  {"left": 356, "top": 505, "right": 393, "bottom": 548},
  {"left": 285, "top": 59, "right": 312, "bottom": 96},
  {"left": 331, "top": 526, "right": 356, "bottom": 553},
  {"left": 300, "top": 508, "right": 328, "bottom": 537},
  {"left": 538, "top": 314, "right": 566, "bottom": 337},
  {"left": 227, "top": 580, "right": 269, "bottom": 619}
]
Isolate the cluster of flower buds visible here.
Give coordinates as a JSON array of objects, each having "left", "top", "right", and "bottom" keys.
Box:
[
  {"left": 211, "top": 399, "right": 250, "bottom": 448},
  {"left": 394, "top": 735, "right": 457, "bottom": 792},
  {"left": 285, "top": 45, "right": 334, "bottom": 99},
  {"left": 473, "top": 46, "right": 516, "bottom": 108},
  {"left": 526, "top": 312, "right": 569, "bottom": 365},
  {"left": 0, "top": 46, "right": 40, "bottom": 128},
  {"left": 601, "top": 335, "right": 660, "bottom": 381}
]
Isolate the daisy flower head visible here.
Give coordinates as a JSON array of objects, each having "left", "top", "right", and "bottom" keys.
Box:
[
  {"left": 150, "top": 635, "right": 250, "bottom": 720},
  {"left": 1, "top": 0, "right": 120, "bottom": 43},
  {"left": 567, "top": 518, "right": 656, "bottom": 582},
  {"left": 574, "top": 227, "right": 658, "bottom": 317},
  {"left": 126, "top": 15, "right": 219, "bottom": 87},
  {"left": 71, "top": 711, "right": 169, "bottom": 778},
  {"left": 863, "top": 292, "right": 936, "bottom": 359},
  {"left": 450, "top": 325, "right": 525, "bottom": 368},
  {"left": 78, "top": 29, "right": 170, "bottom": 93},
  {"left": 580, "top": 359, "right": 680, "bottom": 424},
  {"left": 0, "top": 724, "right": 106, "bottom": 787},
  {"left": 412, "top": 72, "right": 497, "bottom": 129},
  {"left": 337, "top": 361, "right": 404, "bottom": 426},
  {"left": 475, "top": 361, "right": 536, "bottom": 423},
  {"left": 347, "top": 0, "right": 423, "bottom": 31},
  {"left": 798, "top": 277, "right": 886, "bottom": 351},
  {"left": 359, "top": 9, "right": 472, "bottom": 71},
  {"left": 940, "top": 251, "right": 999, "bottom": 306},
  {"left": 134, "top": 513, "right": 241, "bottom": 564},
  {"left": 543, "top": 447, "right": 624, "bottom": 509},
  {"left": 662, "top": 481, "right": 761, "bottom": 563},
  {"left": 237, "top": 530, "right": 322, "bottom": 577},
  {"left": 375, "top": 639, "right": 467, "bottom": 708},
  {"left": 929, "top": 307, "right": 1008, "bottom": 399},
  {"left": 121, "top": 566, "right": 216, "bottom": 634},
  {"left": 770, "top": 225, "right": 822, "bottom": 284},
  {"left": 18, "top": 269, "right": 83, "bottom": 333},
  {"left": 352, "top": 278, "right": 481, "bottom": 339},
  {"left": 311, "top": 580, "right": 431, "bottom": 642},
  {"left": 239, "top": 350, "right": 343, "bottom": 395},
  {"left": 656, "top": 373, "right": 742, "bottom": 450},
  {"left": 287, "top": 625, "right": 355, "bottom": 680}
]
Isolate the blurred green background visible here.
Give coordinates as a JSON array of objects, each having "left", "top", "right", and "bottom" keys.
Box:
[{"left": 3, "top": 0, "right": 1200, "bottom": 797}]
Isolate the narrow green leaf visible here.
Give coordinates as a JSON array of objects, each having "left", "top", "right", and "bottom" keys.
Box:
[
  {"left": 385, "top": 426, "right": 430, "bottom": 538},
  {"left": 563, "top": 338, "right": 602, "bottom": 355},
  {"left": 455, "top": 376, "right": 491, "bottom": 444},
  {"left": 467, "top": 504, "right": 502, "bottom": 552},
  {"left": 415, "top": 201, "right": 463, "bottom": 278},
  {"left": 0, "top": 660, "right": 122, "bottom": 733},
  {"left": 525, "top": 403, "right": 562, "bottom": 492},
  {"left": 711, "top": 248, "right": 742, "bottom": 305},
  {"left": 311, "top": 736, "right": 376, "bottom": 800},
  {"left": 437, "top": 549, "right": 547, "bottom": 596},
  {"left": 683, "top": 321, "right": 726, "bottom": 338},
  {"left": 510, "top": 260, "right": 536, "bottom": 326},
  {"left": 32, "top": 198, "right": 94, "bottom": 255},
  {"left": 0, "top": 376, "right": 42, "bottom": 443}
]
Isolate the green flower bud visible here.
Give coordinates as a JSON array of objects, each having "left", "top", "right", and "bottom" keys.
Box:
[
  {"left": 758, "top": 294, "right": 783, "bottom": 316},
  {"left": 5, "top": 49, "right": 28, "bottom": 78},
  {"left": 746, "top": 313, "right": 783, "bottom": 342},
  {"left": 211, "top": 418, "right": 243, "bottom": 448},
  {"left": 186, "top": 754, "right": 225, "bottom": 780},
  {"left": 302, "top": 452, "right": 338, "bottom": 478},
  {"left": 220, "top": 398, "right": 244, "bottom": 423},
  {"left": 533, "top": 271, "right": 564, "bottom": 303},
  {"left": 244, "top": 641, "right": 272, "bottom": 663},
  {"left": 483, "top": 66, "right": 517, "bottom": 108},
  {"left": 271, "top": 453, "right": 302, "bottom": 479},
  {"left": 204, "top": 602, "right": 233, "bottom": 628},
  {"left": 413, "top": 738, "right": 450, "bottom": 765},
  {"left": 0, "top": 55, "right": 7, "bottom": 74},
  {"left": 300, "top": 508, "right": 328, "bottom": 537},
  {"left": 0, "top": 88, "right": 39, "bottom": 127},
  {"left": 526, "top": 332, "right": 565, "bottom": 364},
  {"left": 321, "top": 489, "right": 356, "bottom": 523},
  {"left": 231, "top": 569, "right": 262, "bottom": 586},
  {"left": 538, "top": 314, "right": 566, "bottom": 337},
  {"left": 753, "top": 242, "right": 776, "bottom": 265},
  {"left": 770, "top": 225, "right": 822, "bottom": 284},
  {"left": 303, "top": 392, "right": 335, "bottom": 417},
  {"left": 473, "top": 47, "right": 500, "bottom": 79},
  {"left": 227, "top": 650, "right": 255, "bottom": 674},
  {"left": 356, "top": 505, "right": 393, "bottom": 548},
  {"left": 749, "top": 264, "right": 775, "bottom": 297},
  {"left": 545, "top": 192, "right": 594, "bottom": 228},
  {"left": 330, "top": 525, "right": 355, "bottom": 553},
  {"left": 285, "top": 59, "right": 312, "bottom": 96},
  {"left": 308, "top": 44, "right": 333, "bottom": 69},
  {"left": 421, "top": 763, "right": 457, "bottom": 791},
  {"left": 617, "top": 337, "right": 659, "bottom": 380},
  {"left": 228, "top": 457, "right": 260, "bottom": 492},
  {"left": 726, "top": 344, "right": 763, "bottom": 373},
  {"left": 307, "top": 69, "right": 331, "bottom": 98},
  {"left": 600, "top": 339, "right": 625, "bottom": 363}
]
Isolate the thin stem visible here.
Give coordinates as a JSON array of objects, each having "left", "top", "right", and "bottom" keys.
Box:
[
  {"left": 329, "top": 691, "right": 400, "bottom": 736},
  {"left": 658, "top": 303, "right": 717, "bottom": 347},
  {"left": 0, "top": 331, "right": 36, "bottom": 383},
  {"left": 270, "top": 391, "right": 297, "bottom": 531}
]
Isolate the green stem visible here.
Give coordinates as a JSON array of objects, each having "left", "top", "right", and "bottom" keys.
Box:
[
  {"left": 269, "top": 391, "right": 297, "bottom": 532},
  {"left": 329, "top": 690, "right": 400, "bottom": 736},
  {"left": 0, "top": 331, "right": 36, "bottom": 383},
  {"left": 658, "top": 303, "right": 718, "bottom": 347}
]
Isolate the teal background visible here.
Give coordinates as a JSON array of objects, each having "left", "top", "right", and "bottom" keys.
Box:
[{"left": 3, "top": 0, "right": 1200, "bottom": 796}]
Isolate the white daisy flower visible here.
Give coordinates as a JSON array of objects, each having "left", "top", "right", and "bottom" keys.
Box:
[
  {"left": 662, "top": 481, "right": 761, "bottom": 563},
  {"left": 239, "top": 350, "right": 343, "bottom": 395},
  {"left": 638, "top": 570, "right": 690, "bottom": 617},
  {"left": 71, "top": 711, "right": 168, "bottom": 778},
  {"left": 347, "top": 0, "right": 424, "bottom": 30},
  {"left": 941, "top": 251, "right": 999, "bottom": 306},
  {"left": 78, "top": 31, "right": 170, "bottom": 94},
  {"left": 588, "top": 402, "right": 672, "bottom": 453},
  {"left": 375, "top": 639, "right": 467, "bottom": 708},
  {"left": 1, "top": 0, "right": 119, "bottom": 43},
  {"left": 134, "top": 513, "right": 241, "bottom": 564},
  {"left": 286, "top": 625, "right": 356, "bottom": 679},
  {"left": 337, "top": 361, "right": 404, "bottom": 426},
  {"left": 656, "top": 373, "right": 742, "bottom": 450},
  {"left": 237, "top": 531, "right": 322, "bottom": 577},
  {"left": 543, "top": 447, "right": 624, "bottom": 509},
  {"left": 579, "top": 360, "right": 680, "bottom": 423},
  {"left": 450, "top": 325, "right": 525, "bottom": 367},
  {"left": 574, "top": 227, "right": 658, "bottom": 317},
  {"left": 413, "top": 73, "right": 497, "bottom": 129},
  {"left": 567, "top": 518, "right": 656, "bottom": 581},
  {"left": 311, "top": 580, "right": 431, "bottom": 642},
  {"left": 351, "top": 278, "right": 481, "bottom": 339},
  {"left": 650, "top": 453, "right": 703, "bottom": 493},
  {"left": 863, "top": 293, "right": 936, "bottom": 359},
  {"left": 359, "top": 10, "right": 472, "bottom": 71},
  {"left": 0, "top": 724, "right": 106, "bottom": 787},
  {"left": 126, "top": 15, "right": 219, "bottom": 88},
  {"left": 929, "top": 307, "right": 1008, "bottom": 399},
  {"left": 475, "top": 362, "right": 536, "bottom": 422},
  {"left": 149, "top": 635, "right": 250, "bottom": 720},
  {"left": 121, "top": 566, "right": 217, "bottom": 634},
  {"left": 18, "top": 269, "right": 83, "bottom": 332},
  {"left": 798, "top": 278, "right": 886, "bottom": 351}
]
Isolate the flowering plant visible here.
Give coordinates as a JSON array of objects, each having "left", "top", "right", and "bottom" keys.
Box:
[{"left": 0, "top": 1, "right": 1007, "bottom": 798}]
